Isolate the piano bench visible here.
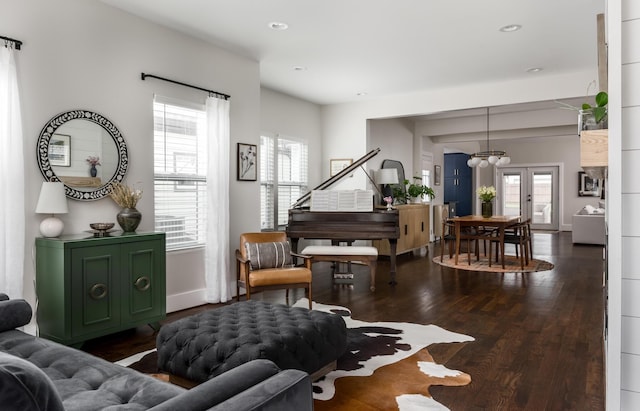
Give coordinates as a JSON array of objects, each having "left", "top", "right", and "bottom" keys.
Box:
[{"left": 300, "top": 245, "right": 378, "bottom": 291}]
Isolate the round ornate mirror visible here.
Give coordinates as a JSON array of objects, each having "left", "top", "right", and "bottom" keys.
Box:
[{"left": 36, "top": 110, "right": 128, "bottom": 201}]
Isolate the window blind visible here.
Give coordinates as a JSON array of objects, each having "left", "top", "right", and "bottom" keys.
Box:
[
  {"left": 260, "top": 134, "right": 308, "bottom": 230},
  {"left": 153, "top": 99, "right": 208, "bottom": 250}
]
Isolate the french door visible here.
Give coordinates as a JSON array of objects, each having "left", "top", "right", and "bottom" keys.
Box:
[{"left": 497, "top": 166, "right": 559, "bottom": 231}]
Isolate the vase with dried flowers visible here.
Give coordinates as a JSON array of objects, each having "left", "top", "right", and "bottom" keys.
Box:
[
  {"left": 110, "top": 182, "right": 143, "bottom": 232},
  {"left": 86, "top": 156, "right": 100, "bottom": 177}
]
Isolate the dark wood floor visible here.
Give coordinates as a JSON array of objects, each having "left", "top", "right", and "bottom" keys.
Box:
[{"left": 84, "top": 231, "right": 605, "bottom": 410}]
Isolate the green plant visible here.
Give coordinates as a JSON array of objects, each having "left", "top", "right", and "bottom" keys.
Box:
[
  {"left": 581, "top": 91, "right": 608, "bottom": 124},
  {"left": 557, "top": 90, "right": 608, "bottom": 125},
  {"left": 392, "top": 177, "right": 435, "bottom": 204}
]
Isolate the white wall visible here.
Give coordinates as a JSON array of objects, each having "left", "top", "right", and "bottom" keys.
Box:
[
  {"left": 618, "top": 0, "right": 640, "bottom": 408},
  {"left": 260, "top": 87, "right": 323, "bottom": 190},
  {"left": 2, "top": 0, "right": 261, "bottom": 312},
  {"left": 368, "top": 118, "right": 415, "bottom": 190}
]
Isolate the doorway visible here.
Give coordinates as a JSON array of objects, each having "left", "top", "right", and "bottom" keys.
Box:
[{"left": 497, "top": 166, "right": 559, "bottom": 231}]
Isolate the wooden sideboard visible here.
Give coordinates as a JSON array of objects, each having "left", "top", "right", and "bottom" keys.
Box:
[
  {"left": 35, "top": 232, "right": 166, "bottom": 346},
  {"left": 373, "top": 204, "right": 430, "bottom": 256}
]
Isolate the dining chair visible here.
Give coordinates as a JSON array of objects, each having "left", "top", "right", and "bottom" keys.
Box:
[
  {"left": 440, "top": 218, "right": 456, "bottom": 262},
  {"left": 502, "top": 218, "right": 532, "bottom": 269},
  {"left": 442, "top": 217, "right": 481, "bottom": 265},
  {"left": 236, "top": 232, "right": 313, "bottom": 309}
]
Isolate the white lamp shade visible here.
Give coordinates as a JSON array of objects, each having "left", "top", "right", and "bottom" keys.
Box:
[
  {"left": 375, "top": 168, "right": 399, "bottom": 185},
  {"left": 36, "top": 182, "right": 68, "bottom": 214},
  {"left": 470, "top": 157, "right": 481, "bottom": 166},
  {"left": 467, "top": 159, "right": 474, "bottom": 167},
  {"left": 488, "top": 155, "right": 499, "bottom": 165},
  {"left": 479, "top": 159, "right": 489, "bottom": 168}
]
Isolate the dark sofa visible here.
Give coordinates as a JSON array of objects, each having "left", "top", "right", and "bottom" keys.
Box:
[{"left": 0, "top": 294, "right": 313, "bottom": 410}]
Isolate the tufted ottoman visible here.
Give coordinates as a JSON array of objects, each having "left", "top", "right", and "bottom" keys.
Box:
[{"left": 156, "top": 300, "right": 347, "bottom": 387}]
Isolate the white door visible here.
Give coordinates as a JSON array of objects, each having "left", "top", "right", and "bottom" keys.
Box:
[{"left": 498, "top": 166, "right": 559, "bottom": 231}]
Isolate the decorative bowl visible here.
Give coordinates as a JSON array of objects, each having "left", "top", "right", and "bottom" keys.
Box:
[{"left": 90, "top": 223, "right": 115, "bottom": 231}]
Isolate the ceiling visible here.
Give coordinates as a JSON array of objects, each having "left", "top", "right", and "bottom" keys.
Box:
[{"left": 100, "top": 0, "right": 605, "bottom": 106}]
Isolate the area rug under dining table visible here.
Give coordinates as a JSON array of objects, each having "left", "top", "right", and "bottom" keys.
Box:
[
  {"left": 433, "top": 254, "right": 554, "bottom": 273},
  {"left": 117, "top": 299, "right": 474, "bottom": 410}
]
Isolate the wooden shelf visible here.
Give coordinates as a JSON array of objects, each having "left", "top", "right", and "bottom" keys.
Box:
[{"left": 580, "top": 129, "right": 608, "bottom": 168}]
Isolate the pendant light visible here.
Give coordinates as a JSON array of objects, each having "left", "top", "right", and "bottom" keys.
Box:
[{"left": 467, "top": 107, "right": 510, "bottom": 167}]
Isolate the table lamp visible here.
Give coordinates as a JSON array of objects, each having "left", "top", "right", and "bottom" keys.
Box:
[
  {"left": 375, "top": 168, "right": 399, "bottom": 208},
  {"left": 35, "top": 182, "right": 69, "bottom": 237}
]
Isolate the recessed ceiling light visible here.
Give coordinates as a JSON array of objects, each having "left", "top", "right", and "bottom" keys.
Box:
[
  {"left": 527, "top": 67, "right": 543, "bottom": 73},
  {"left": 357, "top": 92, "right": 368, "bottom": 97},
  {"left": 268, "top": 21, "right": 289, "bottom": 31},
  {"left": 292, "top": 66, "right": 307, "bottom": 71},
  {"left": 499, "top": 24, "right": 522, "bottom": 33}
]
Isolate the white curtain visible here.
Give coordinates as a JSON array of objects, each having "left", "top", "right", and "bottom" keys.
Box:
[
  {"left": 204, "top": 96, "right": 231, "bottom": 303},
  {"left": 0, "top": 45, "right": 25, "bottom": 299}
]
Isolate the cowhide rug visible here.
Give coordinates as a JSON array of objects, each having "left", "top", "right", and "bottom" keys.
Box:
[
  {"left": 293, "top": 299, "right": 473, "bottom": 410},
  {"left": 117, "top": 299, "right": 474, "bottom": 410}
]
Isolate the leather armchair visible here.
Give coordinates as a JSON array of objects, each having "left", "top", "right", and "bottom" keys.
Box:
[{"left": 236, "top": 232, "right": 313, "bottom": 309}]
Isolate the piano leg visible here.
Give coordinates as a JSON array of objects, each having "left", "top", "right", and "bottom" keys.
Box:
[{"left": 389, "top": 239, "right": 398, "bottom": 285}]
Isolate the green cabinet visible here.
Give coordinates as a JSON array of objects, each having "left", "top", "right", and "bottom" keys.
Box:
[{"left": 35, "top": 232, "right": 166, "bottom": 346}]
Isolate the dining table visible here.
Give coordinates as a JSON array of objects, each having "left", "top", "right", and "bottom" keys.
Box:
[{"left": 451, "top": 215, "right": 521, "bottom": 268}]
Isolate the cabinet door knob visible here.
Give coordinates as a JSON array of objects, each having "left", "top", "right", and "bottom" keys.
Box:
[
  {"left": 89, "top": 283, "right": 107, "bottom": 300},
  {"left": 134, "top": 276, "right": 151, "bottom": 291}
]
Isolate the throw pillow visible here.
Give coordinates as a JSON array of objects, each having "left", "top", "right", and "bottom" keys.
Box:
[
  {"left": 244, "top": 241, "right": 294, "bottom": 270},
  {"left": 0, "top": 352, "right": 64, "bottom": 411},
  {"left": 0, "top": 299, "right": 33, "bottom": 333}
]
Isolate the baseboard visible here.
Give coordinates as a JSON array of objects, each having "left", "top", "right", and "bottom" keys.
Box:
[
  {"left": 166, "top": 289, "right": 207, "bottom": 313},
  {"left": 166, "top": 289, "right": 241, "bottom": 313}
]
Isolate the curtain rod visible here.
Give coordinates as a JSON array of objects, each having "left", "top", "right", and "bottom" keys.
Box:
[
  {"left": 140, "top": 72, "right": 230, "bottom": 100},
  {"left": 1, "top": 35, "right": 22, "bottom": 50}
]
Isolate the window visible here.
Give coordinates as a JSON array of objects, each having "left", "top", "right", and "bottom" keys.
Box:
[
  {"left": 260, "top": 134, "right": 308, "bottom": 230},
  {"left": 153, "top": 98, "right": 208, "bottom": 250},
  {"left": 420, "top": 169, "right": 432, "bottom": 203},
  {"left": 420, "top": 152, "right": 433, "bottom": 203}
]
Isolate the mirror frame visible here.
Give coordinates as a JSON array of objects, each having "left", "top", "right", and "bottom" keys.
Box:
[{"left": 36, "top": 110, "right": 129, "bottom": 201}]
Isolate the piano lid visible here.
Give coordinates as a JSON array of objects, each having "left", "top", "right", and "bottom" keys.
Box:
[{"left": 291, "top": 147, "right": 380, "bottom": 209}]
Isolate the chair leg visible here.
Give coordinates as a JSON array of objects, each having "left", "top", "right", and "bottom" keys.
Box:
[
  {"left": 369, "top": 260, "right": 377, "bottom": 292},
  {"left": 307, "top": 286, "right": 312, "bottom": 309},
  {"left": 518, "top": 242, "right": 525, "bottom": 269}
]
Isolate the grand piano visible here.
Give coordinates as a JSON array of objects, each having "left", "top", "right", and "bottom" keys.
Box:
[{"left": 286, "top": 148, "right": 401, "bottom": 284}]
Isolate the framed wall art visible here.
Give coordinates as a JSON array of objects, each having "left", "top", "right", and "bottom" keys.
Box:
[
  {"left": 330, "top": 158, "right": 353, "bottom": 177},
  {"left": 49, "top": 133, "right": 71, "bottom": 167},
  {"left": 237, "top": 143, "right": 257, "bottom": 181},
  {"left": 578, "top": 171, "right": 600, "bottom": 197},
  {"left": 434, "top": 165, "right": 441, "bottom": 186}
]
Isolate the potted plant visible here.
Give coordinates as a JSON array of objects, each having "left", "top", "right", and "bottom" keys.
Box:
[
  {"left": 558, "top": 91, "right": 608, "bottom": 133},
  {"left": 393, "top": 177, "right": 435, "bottom": 204},
  {"left": 581, "top": 91, "right": 608, "bottom": 126}
]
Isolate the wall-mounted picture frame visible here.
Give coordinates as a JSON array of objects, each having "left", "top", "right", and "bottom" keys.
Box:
[
  {"left": 578, "top": 171, "right": 600, "bottom": 197},
  {"left": 330, "top": 158, "right": 353, "bottom": 177},
  {"left": 49, "top": 133, "right": 71, "bottom": 167},
  {"left": 237, "top": 143, "right": 257, "bottom": 181},
  {"left": 434, "top": 165, "right": 441, "bottom": 186}
]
